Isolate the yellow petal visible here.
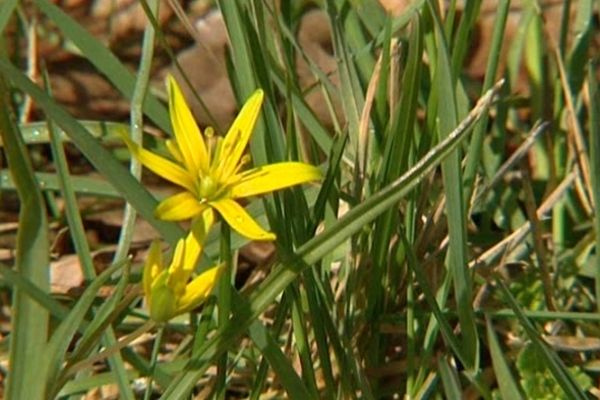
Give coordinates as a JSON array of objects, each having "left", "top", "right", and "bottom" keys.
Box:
[
  {"left": 143, "top": 240, "right": 163, "bottom": 296},
  {"left": 120, "top": 133, "right": 195, "bottom": 193},
  {"left": 177, "top": 264, "right": 224, "bottom": 313},
  {"left": 210, "top": 198, "right": 276, "bottom": 241},
  {"left": 167, "top": 75, "right": 210, "bottom": 174},
  {"left": 214, "top": 89, "right": 264, "bottom": 180},
  {"left": 165, "top": 139, "right": 184, "bottom": 164},
  {"left": 155, "top": 192, "right": 208, "bottom": 221},
  {"left": 184, "top": 210, "right": 214, "bottom": 265},
  {"left": 167, "top": 238, "right": 188, "bottom": 294},
  {"left": 230, "top": 162, "right": 321, "bottom": 199}
]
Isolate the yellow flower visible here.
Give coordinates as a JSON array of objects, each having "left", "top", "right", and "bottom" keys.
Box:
[
  {"left": 143, "top": 211, "right": 222, "bottom": 322},
  {"left": 121, "top": 75, "right": 321, "bottom": 240}
]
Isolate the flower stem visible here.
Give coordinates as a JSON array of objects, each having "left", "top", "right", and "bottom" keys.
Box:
[
  {"left": 144, "top": 325, "right": 165, "bottom": 400},
  {"left": 215, "top": 223, "right": 232, "bottom": 399}
]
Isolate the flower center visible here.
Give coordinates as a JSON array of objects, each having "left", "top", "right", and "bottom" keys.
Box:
[{"left": 199, "top": 175, "right": 218, "bottom": 199}]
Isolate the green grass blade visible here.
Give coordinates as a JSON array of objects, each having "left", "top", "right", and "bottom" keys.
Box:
[
  {"left": 0, "top": 73, "right": 49, "bottom": 400},
  {"left": 32, "top": 0, "right": 171, "bottom": 133},
  {"left": 0, "top": 261, "right": 171, "bottom": 389},
  {"left": 449, "top": 0, "right": 482, "bottom": 77},
  {"left": 325, "top": 0, "right": 363, "bottom": 152},
  {"left": 0, "top": 171, "right": 120, "bottom": 197},
  {"left": 438, "top": 357, "right": 462, "bottom": 399},
  {"left": 0, "top": 0, "right": 17, "bottom": 32},
  {"left": 44, "top": 71, "right": 137, "bottom": 399},
  {"left": 566, "top": 0, "right": 593, "bottom": 91},
  {"left": 496, "top": 279, "right": 588, "bottom": 400},
  {"left": 406, "top": 239, "right": 467, "bottom": 366},
  {"left": 113, "top": 0, "right": 159, "bottom": 264},
  {"left": 587, "top": 60, "right": 600, "bottom": 310},
  {"left": 0, "top": 58, "right": 183, "bottom": 245},
  {"left": 42, "top": 262, "right": 124, "bottom": 397},
  {"left": 334, "top": 0, "right": 375, "bottom": 85},
  {"left": 268, "top": 66, "right": 333, "bottom": 154},
  {"left": 45, "top": 78, "right": 95, "bottom": 279},
  {"left": 248, "top": 296, "right": 289, "bottom": 399},
  {"left": 0, "top": 262, "right": 70, "bottom": 319},
  {"left": 463, "top": 0, "right": 511, "bottom": 196},
  {"left": 379, "top": 14, "right": 423, "bottom": 185},
  {"left": 16, "top": 120, "right": 132, "bottom": 145},
  {"left": 217, "top": 1, "right": 277, "bottom": 166},
  {"left": 288, "top": 286, "right": 320, "bottom": 396},
  {"left": 247, "top": 319, "right": 313, "bottom": 399},
  {"left": 486, "top": 317, "right": 524, "bottom": 400},
  {"left": 371, "top": 18, "right": 423, "bottom": 321},
  {"left": 430, "top": 5, "right": 478, "bottom": 368}
]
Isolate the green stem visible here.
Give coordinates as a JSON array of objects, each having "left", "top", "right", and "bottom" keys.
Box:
[
  {"left": 144, "top": 326, "right": 165, "bottom": 400},
  {"left": 216, "top": 223, "right": 232, "bottom": 399},
  {"left": 113, "top": 0, "right": 159, "bottom": 263}
]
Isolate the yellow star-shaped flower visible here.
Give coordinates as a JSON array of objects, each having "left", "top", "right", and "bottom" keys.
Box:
[
  {"left": 122, "top": 75, "right": 321, "bottom": 240},
  {"left": 143, "top": 211, "right": 222, "bottom": 322}
]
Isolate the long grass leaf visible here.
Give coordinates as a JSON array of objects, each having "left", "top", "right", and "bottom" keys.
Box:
[
  {"left": 0, "top": 72, "right": 49, "bottom": 400},
  {"left": 587, "top": 60, "right": 600, "bottom": 310},
  {"left": 486, "top": 317, "right": 524, "bottom": 400},
  {"left": 430, "top": 4, "right": 478, "bottom": 368},
  {"left": 438, "top": 357, "right": 462, "bottom": 399},
  {"left": 32, "top": 0, "right": 170, "bottom": 133},
  {"left": 463, "top": 0, "right": 511, "bottom": 196},
  {"left": 0, "top": 171, "right": 120, "bottom": 197},
  {"left": 496, "top": 279, "right": 588, "bottom": 399},
  {"left": 247, "top": 319, "right": 313, "bottom": 399}
]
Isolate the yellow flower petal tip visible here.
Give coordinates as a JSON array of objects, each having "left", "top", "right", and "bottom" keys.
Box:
[
  {"left": 125, "top": 75, "right": 322, "bottom": 242},
  {"left": 143, "top": 218, "right": 219, "bottom": 323}
]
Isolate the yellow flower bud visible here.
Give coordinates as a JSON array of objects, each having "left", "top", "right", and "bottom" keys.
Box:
[
  {"left": 142, "top": 212, "right": 222, "bottom": 323},
  {"left": 148, "top": 272, "right": 177, "bottom": 323}
]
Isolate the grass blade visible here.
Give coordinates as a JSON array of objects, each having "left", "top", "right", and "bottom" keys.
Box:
[
  {"left": 438, "top": 357, "right": 462, "bottom": 399},
  {"left": 587, "top": 60, "right": 600, "bottom": 311},
  {"left": 32, "top": 0, "right": 171, "bottom": 133},
  {"left": 247, "top": 319, "right": 312, "bottom": 399},
  {"left": 42, "top": 262, "right": 124, "bottom": 397},
  {"left": 496, "top": 278, "right": 588, "bottom": 400},
  {"left": 0, "top": 0, "right": 17, "bottom": 32},
  {"left": 0, "top": 71, "right": 49, "bottom": 400},
  {"left": 463, "top": 0, "right": 511, "bottom": 196},
  {"left": 430, "top": 4, "right": 478, "bottom": 368},
  {"left": 486, "top": 317, "right": 524, "bottom": 400}
]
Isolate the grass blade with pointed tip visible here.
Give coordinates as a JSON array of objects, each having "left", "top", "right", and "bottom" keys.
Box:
[{"left": 486, "top": 317, "right": 524, "bottom": 400}]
